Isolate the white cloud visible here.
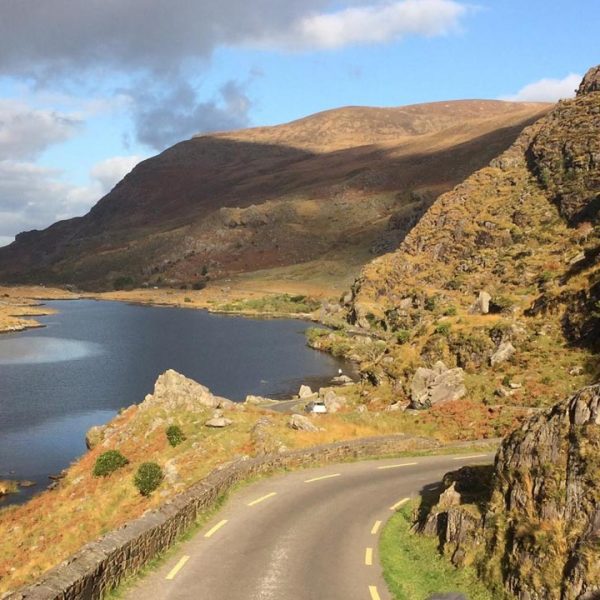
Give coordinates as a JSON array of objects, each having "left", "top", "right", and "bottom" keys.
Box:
[
  {"left": 90, "top": 155, "right": 144, "bottom": 193},
  {"left": 248, "top": 0, "right": 468, "bottom": 50},
  {"left": 503, "top": 73, "right": 581, "bottom": 102},
  {"left": 0, "top": 160, "right": 99, "bottom": 244},
  {"left": 0, "top": 100, "right": 82, "bottom": 160}
]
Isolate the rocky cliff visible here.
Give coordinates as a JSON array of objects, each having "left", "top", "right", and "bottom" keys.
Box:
[
  {"left": 311, "top": 66, "right": 599, "bottom": 421},
  {"left": 420, "top": 383, "right": 600, "bottom": 599},
  {"left": 0, "top": 100, "right": 548, "bottom": 290}
]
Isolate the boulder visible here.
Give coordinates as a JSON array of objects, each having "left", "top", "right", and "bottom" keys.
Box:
[
  {"left": 245, "top": 395, "right": 273, "bottom": 405},
  {"left": 410, "top": 361, "right": 466, "bottom": 409},
  {"left": 490, "top": 341, "right": 515, "bottom": 366},
  {"left": 142, "top": 369, "right": 221, "bottom": 412},
  {"left": 205, "top": 416, "right": 233, "bottom": 428},
  {"left": 85, "top": 424, "right": 105, "bottom": 449},
  {"left": 298, "top": 385, "right": 315, "bottom": 398},
  {"left": 470, "top": 290, "right": 491, "bottom": 314},
  {"left": 322, "top": 390, "right": 347, "bottom": 413},
  {"left": 288, "top": 414, "right": 319, "bottom": 432},
  {"left": 331, "top": 374, "right": 353, "bottom": 385}
]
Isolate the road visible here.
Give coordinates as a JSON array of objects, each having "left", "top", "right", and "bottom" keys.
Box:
[{"left": 124, "top": 452, "right": 493, "bottom": 600}]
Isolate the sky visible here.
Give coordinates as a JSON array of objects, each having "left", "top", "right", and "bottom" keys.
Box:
[{"left": 0, "top": 0, "right": 598, "bottom": 247}]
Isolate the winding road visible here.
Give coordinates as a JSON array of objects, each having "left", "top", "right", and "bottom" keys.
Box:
[{"left": 124, "top": 452, "right": 493, "bottom": 600}]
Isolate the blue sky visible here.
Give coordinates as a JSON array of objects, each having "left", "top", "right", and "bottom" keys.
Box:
[{"left": 0, "top": 0, "right": 597, "bottom": 246}]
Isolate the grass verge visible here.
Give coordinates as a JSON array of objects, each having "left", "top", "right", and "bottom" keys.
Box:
[{"left": 380, "top": 502, "right": 499, "bottom": 600}]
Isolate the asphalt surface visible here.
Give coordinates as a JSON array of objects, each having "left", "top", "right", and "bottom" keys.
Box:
[{"left": 124, "top": 452, "right": 494, "bottom": 600}]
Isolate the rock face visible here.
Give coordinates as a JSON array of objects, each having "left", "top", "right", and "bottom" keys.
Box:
[
  {"left": 143, "top": 370, "right": 222, "bottom": 411},
  {"left": 578, "top": 65, "right": 600, "bottom": 96},
  {"left": 409, "top": 361, "right": 466, "bottom": 409},
  {"left": 421, "top": 384, "right": 600, "bottom": 600},
  {"left": 483, "top": 384, "right": 600, "bottom": 599}
]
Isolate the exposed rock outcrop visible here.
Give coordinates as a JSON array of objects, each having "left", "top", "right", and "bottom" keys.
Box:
[
  {"left": 288, "top": 414, "right": 319, "bottom": 432},
  {"left": 420, "top": 384, "right": 600, "bottom": 600},
  {"left": 409, "top": 361, "right": 466, "bottom": 409}
]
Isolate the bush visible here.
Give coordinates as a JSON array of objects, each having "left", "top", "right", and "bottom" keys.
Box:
[
  {"left": 184, "top": 297, "right": 192, "bottom": 303},
  {"left": 93, "top": 450, "right": 129, "bottom": 477},
  {"left": 443, "top": 306, "right": 457, "bottom": 316},
  {"left": 134, "top": 462, "right": 164, "bottom": 496},
  {"left": 396, "top": 329, "right": 410, "bottom": 344},
  {"left": 192, "top": 281, "right": 206, "bottom": 290},
  {"left": 434, "top": 323, "right": 451, "bottom": 336},
  {"left": 166, "top": 425, "right": 186, "bottom": 447}
]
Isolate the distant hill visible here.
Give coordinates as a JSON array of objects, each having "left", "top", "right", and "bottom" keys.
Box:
[{"left": 0, "top": 100, "right": 549, "bottom": 290}]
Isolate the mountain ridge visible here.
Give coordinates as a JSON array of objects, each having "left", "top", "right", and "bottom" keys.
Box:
[{"left": 0, "top": 99, "right": 549, "bottom": 290}]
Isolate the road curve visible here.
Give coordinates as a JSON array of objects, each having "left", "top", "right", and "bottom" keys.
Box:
[{"left": 124, "top": 452, "right": 493, "bottom": 600}]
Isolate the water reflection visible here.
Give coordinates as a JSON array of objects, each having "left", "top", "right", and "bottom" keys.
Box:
[{"left": 0, "top": 336, "right": 103, "bottom": 365}]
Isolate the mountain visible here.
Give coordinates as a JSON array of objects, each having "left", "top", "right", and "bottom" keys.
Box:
[{"left": 0, "top": 100, "right": 549, "bottom": 290}]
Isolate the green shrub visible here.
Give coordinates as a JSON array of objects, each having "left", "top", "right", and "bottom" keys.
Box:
[
  {"left": 134, "top": 462, "right": 164, "bottom": 496},
  {"left": 184, "top": 297, "right": 192, "bottom": 303},
  {"left": 93, "top": 450, "right": 129, "bottom": 477},
  {"left": 424, "top": 296, "right": 437, "bottom": 311},
  {"left": 166, "top": 425, "right": 186, "bottom": 447},
  {"left": 443, "top": 306, "right": 457, "bottom": 316},
  {"left": 434, "top": 323, "right": 451, "bottom": 336},
  {"left": 396, "top": 329, "right": 411, "bottom": 344}
]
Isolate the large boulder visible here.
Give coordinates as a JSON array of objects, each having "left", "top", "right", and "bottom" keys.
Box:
[
  {"left": 288, "top": 414, "right": 319, "bottom": 432},
  {"left": 410, "top": 361, "right": 466, "bottom": 409},
  {"left": 470, "top": 290, "right": 491, "bottom": 314},
  {"left": 143, "top": 369, "right": 221, "bottom": 411},
  {"left": 298, "top": 385, "right": 315, "bottom": 399},
  {"left": 490, "top": 341, "right": 515, "bottom": 366}
]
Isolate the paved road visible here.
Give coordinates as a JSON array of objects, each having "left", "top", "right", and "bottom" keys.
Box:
[{"left": 124, "top": 452, "right": 493, "bottom": 600}]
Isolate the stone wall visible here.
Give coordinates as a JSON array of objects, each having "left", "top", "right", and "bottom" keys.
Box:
[{"left": 8, "top": 434, "right": 436, "bottom": 600}]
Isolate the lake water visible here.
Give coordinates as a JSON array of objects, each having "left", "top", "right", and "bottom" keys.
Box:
[{"left": 0, "top": 300, "right": 350, "bottom": 505}]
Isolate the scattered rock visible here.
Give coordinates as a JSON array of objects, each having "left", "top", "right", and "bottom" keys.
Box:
[
  {"left": 508, "top": 382, "right": 522, "bottom": 390},
  {"left": 386, "top": 401, "right": 407, "bottom": 412},
  {"left": 298, "top": 385, "right": 315, "bottom": 398},
  {"left": 410, "top": 361, "right": 466, "bottom": 409},
  {"left": 356, "top": 405, "right": 367, "bottom": 414},
  {"left": 288, "top": 414, "right": 319, "bottom": 432},
  {"left": 205, "top": 416, "right": 233, "bottom": 428},
  {"left": 569, "top": 366, "right": 584, "bottom": 376},
  {"left": 85, "top": 424, "right": 105, "bottom": 450},
  {"left": 163, "top": 459, "right": 181, "bottom": 485},
  {"left": 470, "top": 290, "right": 491, "bottom": 314},
  {"left": 245, "top": 395, "right": 273, "bottom": 405},
  {"left": 490, "top": 341, "right": 516, "bottom": 366},
  {"left": 18, "top": 480, "right": 36, "bottom": 488},
  {"left": 321, "top": 390, "right": 347, "bottom": 413},
  {"left": 331, "top": 374, "right": 353, "bottom": 385}
]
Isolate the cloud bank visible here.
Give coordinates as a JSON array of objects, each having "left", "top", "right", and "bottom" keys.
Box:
[{"left": 504, "top": 73, "right": 581, "bottom": 102}]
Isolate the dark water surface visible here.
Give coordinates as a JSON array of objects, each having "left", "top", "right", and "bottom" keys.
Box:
[{"left": 0, "top": 300, "right": 350, "bottom": 504}]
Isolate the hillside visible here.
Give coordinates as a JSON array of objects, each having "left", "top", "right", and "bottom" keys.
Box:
[
  {"left": 0, "top": 100, "right": 548, "bottom": 290},
  {"left": 311, "top": 67, "right": 599, "bottom": 429}
]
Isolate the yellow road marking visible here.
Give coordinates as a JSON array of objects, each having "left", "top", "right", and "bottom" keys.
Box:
[
  {"left": 204, "top": 519, "right": 228, "bottom": 538},
  {"left": 376, "top": 462, "right": 417, "bottom": 470},
  {"left": 371, "top": 520, "right": 382, "bottom": 535},
  {"left": 165, "top": 555, "right": 190, "bottom": 580},
  {"left": 304, "top": 473, "right": 341, "bottom": 483},
  {"left": 452, "top": 454, "right": 488, "bottom": 460},
  {"left": 369, "top": 585, "right": 382, "bottom": 600},
  {"left": 247, "top": 492, "right": 277, "bottom": 506},
  {"left": 365, "top": 547, "right": 373, "bottom": 566},
  {"left": 390, "top": 497, "right": 410, "bottom": 511}
]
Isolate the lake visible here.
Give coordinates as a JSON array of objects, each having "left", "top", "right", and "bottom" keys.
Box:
[{"left": 0, "top": 300, "right": 350, "bottom": 505}]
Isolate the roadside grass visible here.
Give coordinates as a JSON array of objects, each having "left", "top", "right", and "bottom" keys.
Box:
[{"left": 380, "top": 503, "right": 499, "bottom": 600}]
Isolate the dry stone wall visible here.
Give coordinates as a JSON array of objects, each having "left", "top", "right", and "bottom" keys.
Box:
[{"left": 7, "top": 434, "right": 436, "bottom": 600}]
